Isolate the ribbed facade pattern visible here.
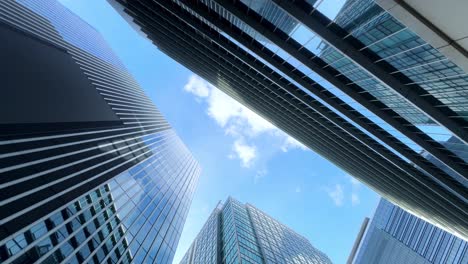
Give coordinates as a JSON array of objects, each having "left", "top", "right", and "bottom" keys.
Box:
[
  {"left": 109, "top": 0, "right": 468, "bottom": 240},
  {"left": 320, "top": 0, "right": 468, "bottom": 125},
  {"left": 16, "top": 0, "right": 126, "bottom": 70},
  {"left": 421, "top": 137, "right": 468, "bottom": 189},
  {"left": 353, "top": 199, "right": 468, "bottom": 264},
  {"left": 221, "top": 199, "right": 264, "bottom": 264},
  {"left": 180, "top": 198, "right": 331, "bottom": 264},
  {"left": 0, "top": 1, "right": 200, "bottom": 263},
  {"left": 247, "top": 205, "right": 332, "bottom": 264},
  {"left": 235, "top": 0, "right": 316, "bottom": 42}
]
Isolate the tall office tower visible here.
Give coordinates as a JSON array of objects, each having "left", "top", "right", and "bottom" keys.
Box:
[
  {"left": 347, "top": 136, "right": 467, "bottom": 263},
  {"left": 109, "top": 0, "right": 468, "bottom": 239},
  {"left": 180, "top": 197, "right": 332, "bottom": 264},
  {"left": 348, "top": 198, "right": 468, "bottom": 264},
  {"left": 0, "top": 1, "right": 200, "bottom": 264}
]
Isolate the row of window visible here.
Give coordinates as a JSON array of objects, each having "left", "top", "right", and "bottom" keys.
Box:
[{"left": 0, "top": 131, "right": 199, "bottom": 264}]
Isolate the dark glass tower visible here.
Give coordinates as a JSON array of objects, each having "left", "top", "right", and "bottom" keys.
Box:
[
  {"left": 0, "top": 0, "right": 200, "bottom": 263},
  {"left": 180, "top": 197, "right": 332, "bottom": 264},
  {"left": 236, "top": 0, "right": 317, "bottom": 42},
  {"left": 109, "top": 0, "right": 468, "bottom": 240},
  {"left": 349, "top": 198, "right": 468, "bottom": 264}
]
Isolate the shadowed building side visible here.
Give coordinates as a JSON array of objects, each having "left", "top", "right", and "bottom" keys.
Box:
[{"left": 0, "top": 1, "right": 200, "bottom": 263}]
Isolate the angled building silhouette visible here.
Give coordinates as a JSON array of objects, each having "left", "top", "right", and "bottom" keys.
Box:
[
  {"left": 180, "top": 197, "right": 332, "bottom": 264},
  {"left": 349, "top": 198, "right": 468, "bottom": 264},
  {"left": 0, "top": 1, "right": 200, "bottom": 263}
]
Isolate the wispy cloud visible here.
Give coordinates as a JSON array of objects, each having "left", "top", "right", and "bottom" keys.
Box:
[
  {"left": 349, "top": 176, "right": 361, "bottom": 206},
  {"left": 325, "top": 184, "right": 345, "bottom": 206},
  {"left": 233, "top": 140, "right": 256, "bottom": 168},
  {"left": 295, "top": 186, "right": 302, "bottom": 193},
  {"left": 183, "top": 75, "right": 308, "bottom": 168},
  {"left": 349, "top": 177, "right": 361, "bottom": 186},
  {"left": 254, "top": 169, "right": 268, "bottom": 184},
  {"left": 281, "top": 136, "right": 308, "bottom": 152},
  {"left": 351, "top": 193, "right": 360, "bottom": 206},
  {"left": 184, "top": 75, "right": 210, "bottom": 98},
  {"left": 324, "top": 176, "right": 362, "bottom": 207}
]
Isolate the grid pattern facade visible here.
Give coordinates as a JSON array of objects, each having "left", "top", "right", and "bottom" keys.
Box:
[
  {"left": 1, "top": 184, "right": 131, "bottom": 264},
  {"left": 180, "top": 198, "right": 332, "bottom": 264},
  {"left": 181, "top": 205, "right": 221, "bottom": 264},
  {"left": 352, "top": 199, "right": 468, "bottom": 264},
  {"left": 0, "top": 1, "right": 200, "bottom": 264},
  {"left": 248, "top": 205, "right": 332, "bottom": 264},
  {"left": 319, "top": 0, "right": 468, "bottom": 125},
  {"left": 221, "top": 198, "right": 264, "bottom": 264}
]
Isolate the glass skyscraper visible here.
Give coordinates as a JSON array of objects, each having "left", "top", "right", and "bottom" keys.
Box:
[
  {"left": 180, "top": 197, "right": 332, "bottom": 264},
  {"left": 348, "top": 135, "right": 468, "bottom": 263},
  {"left": 0, "top": 1, "right": 200, "bottom": 263},
  {"left": 318, "top": 0, "right": 468, "bottom": 125},
  {"left": 109, "top": 0, "right": 468, "bottom": 240},
  {"left": 349, "top": 198, "right": 468, "bottom": 264}
]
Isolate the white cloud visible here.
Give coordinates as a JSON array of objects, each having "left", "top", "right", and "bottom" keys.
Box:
[
  {"left": 233, "top": 140, "right": 256, "bottom": 168},
  {"left": 351, "top": 193, "right": 360, "bottom": 206},
  {"left": 350, "top": 177, "right": 361, "bottom": 187},
  {"left": 326, "top": 184, "right": 344, "bottom": 206},
  {"left": 206, "top": 87, "right": 276, "bottom": 135},
  {"left": 281, "top": 136, "right": 308, "bottom": 152},
  {"left": 323, "top": 176, "right": 362, "bottom": 207},
  {"left": 184, "top": 75, "right": 210, "bottom": 98},
  {"left": 183, "top": 75, "right": 307, "bottom": 168}
]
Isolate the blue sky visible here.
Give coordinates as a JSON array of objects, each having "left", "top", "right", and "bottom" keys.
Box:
[{"left": 59, "top": 1, "right": 380, "bottom": 263}]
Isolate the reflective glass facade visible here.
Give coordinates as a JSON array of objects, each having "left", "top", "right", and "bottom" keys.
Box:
[
  {"left": 181, "top": 198, "right": 332, "bottom": 264},
  {"left": 420, "top": 136, "right": 468, "bottom": 189},
  {"left": 236, "top": 0, "right": 316, "bottom": 42},
  {"left": 351, "top": 198, "right": 468, "bottom": 264},
  {"left": 180, "top": 204, "right": 222, "bottom": 264},
  {"left": 319, "top": 0, "right": 468, "bottom": 125},
  {"left": 0, "top": 1, "right": 200, "bottom": 264},
  {"left": 348, "top": 137, "right": 468, "bottom": 264}
]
